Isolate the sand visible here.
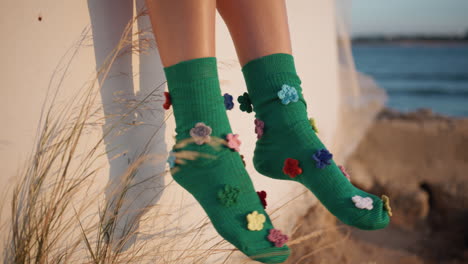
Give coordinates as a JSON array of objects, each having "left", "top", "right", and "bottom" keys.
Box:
[{"left": 286, "top": 108, "right": 468, "bottom": 264}]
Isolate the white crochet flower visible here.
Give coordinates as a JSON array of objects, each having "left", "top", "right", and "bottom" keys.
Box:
[{"left": 352, "top": 195, "right": 373, "bottom": 210}]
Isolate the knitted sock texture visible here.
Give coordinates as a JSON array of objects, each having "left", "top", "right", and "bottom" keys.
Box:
[
  {"left": 241, "top": 53, "right": 391, "bottom": 230},
  {"left": 164, "top": 57, "right": 290, "bottom": 263}
]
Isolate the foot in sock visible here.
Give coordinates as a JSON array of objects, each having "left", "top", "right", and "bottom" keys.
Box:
[
  {"left": 164, "top": 57, "right": 290, "bottom": 263},
  {"left": 241, "top": 53, "right": 391, "bottom": 230}
]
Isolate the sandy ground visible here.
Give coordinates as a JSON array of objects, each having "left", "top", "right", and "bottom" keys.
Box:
[{"left": 286, "top": 108, "right": 468, "bottom": 264}]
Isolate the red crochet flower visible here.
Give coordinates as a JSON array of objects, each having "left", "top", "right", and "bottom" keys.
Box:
[
  {"left": 283, "top": 158, "right": 302, "bottom": 178},
  {"left": 163, "top": 92, "right": 171, "bottom": 110},
  {"left": 257, "top": 190, "right": 267, "bottom": 209}
]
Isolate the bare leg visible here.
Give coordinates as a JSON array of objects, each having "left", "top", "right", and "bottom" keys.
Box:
[
  {"left": 144, "top": 0, "right": 216, "bottom": 67},
  {"left": 217, "top": 0, "right": 292, "bottom": 66}
]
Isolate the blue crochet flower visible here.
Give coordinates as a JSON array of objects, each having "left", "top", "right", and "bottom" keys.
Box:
[
  {"left": 224, "top": 93, "right": 234, "bottom": 110},
  {"left": 312, "top": 148, "right": 333, "bottom": 169},
  {"left": 167, "top": 151, "right": 176, "bottom": 168},
  {"left": 277, "top": 84, "right": 299, "bottom": 105}
]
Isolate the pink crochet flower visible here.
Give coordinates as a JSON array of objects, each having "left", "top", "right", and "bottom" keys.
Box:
[
  {"left": 240, "top": 154, "right": 246, "bottom": 167},
  {"left": 226, "top": 133, "right": 241, "bottom": 152},
  {"left": 267, "top": 229, "right": 289, "bottom": 247},
  {"left": 338, "top": 165, "right": 351, "bottom": 181},
  {"left": 254, "top": 119, "right": 264, "bottom": 139}
]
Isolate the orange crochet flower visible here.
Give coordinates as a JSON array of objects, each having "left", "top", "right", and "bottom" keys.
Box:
[{"left": 283, "top": 158, "right": 302, "bottom": 178}]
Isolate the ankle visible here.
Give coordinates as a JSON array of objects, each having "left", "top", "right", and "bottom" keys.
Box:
[
  {"left": 240, "top": 53, "right": 310, "bottom": 127},
  {"left": 163, "top": 57, "right": 232, "bottom": 141}
]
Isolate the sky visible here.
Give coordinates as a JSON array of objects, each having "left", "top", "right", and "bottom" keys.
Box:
[{"left": 351, "top": 0, "right": 468, "bottom": 36}]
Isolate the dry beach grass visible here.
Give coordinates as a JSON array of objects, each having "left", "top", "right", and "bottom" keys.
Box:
[
  {"left": 0, "top": 8, "right": 336, "bottom": 264},
  {"left": 0, "top": 10, "right": 233, "bottom": 264}
]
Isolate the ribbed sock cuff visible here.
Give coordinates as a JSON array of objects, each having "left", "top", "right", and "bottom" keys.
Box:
[
  {"left": 241, "top": 53, "right": 301, "bottom": 88},
  {"left": 241, "top": 53, "right": 305, "bottom": 114},
  {"left": 164, "top": 57, "right": 218, "bottom": 84},
  {"left": 163, "top": 57, "right": 231, "bottom": 140},
  {"left": 163, "top": 57, "right": 221, "bottom": 104}
]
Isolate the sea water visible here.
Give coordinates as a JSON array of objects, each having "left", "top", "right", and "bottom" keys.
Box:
[{"left": 352, "top": 44, "right": 468, "bottom": 117}]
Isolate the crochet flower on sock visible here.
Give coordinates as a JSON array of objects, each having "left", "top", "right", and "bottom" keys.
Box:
[
  {"left": 167, "top": 150, "right": 176, "bottom": 168},
  {"left": 254, "top": 119, "right": 264, "bottom": 139},
  {"left": 352, "top": 195, "right": 374, "bottom": 210},
  {"left": 277, "top": 84, "right": 299, "bottom": 105},
  {"left": 338, "top": 165, "right": 351, "bottom": 181},
  {"left": 246, "top": 211, "right": 266, "bottom": 231},
  {"left": 226, "top": 133, "right": 241, "bottom": 152},
  {"left": 163, "top": 92, "right": 172, "bottom": 110},
  {"left": 240, "top": 154, "right": 246, "bottom": 167},
  {"left": 224, "top": 93, "right": 234, "bottom": 110},
  {"left": 257, "top": 190, "right": 267, "bottom": 209},
  {"left": 381, "top": 195, "right": 393, "bottom": 217},
  {"left": 309, "top": 117, "right": 319, "bottom": 133},
  {"left": 267, "top": 229, "right": 289, "bottom": 247},
  {"left": 190, "top": 122, "right": 212, "bottom": 145},
  {"left": 312, "top": 149, "right": 333, "bottom": 169},
  {"left": 283, "top": 158, "right": 303, "bottom": 178},
  {"left": 238, "top": 92, "right": 253, "bottom": 113},
  {"left": 217, "top": 185, "right": 240, "bottom": 207}
]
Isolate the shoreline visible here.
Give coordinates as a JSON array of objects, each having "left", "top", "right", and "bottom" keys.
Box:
[
  {"left": 353, "top": 41, "right": 468, "bottom": 46},
  {"left": 352, "top": 39, "right": 468, "bottom": 45}
]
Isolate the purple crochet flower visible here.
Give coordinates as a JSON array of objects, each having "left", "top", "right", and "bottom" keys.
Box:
[
  {"left": 224, "top": 93, "right": 234, "bottom": 110},
  {"left": 267, "top": 229, "right": 289, "bottom": 247},
  {"left": 254, "top": 118, "right": 264, "bottom": 139},
  {"left": 190, "top": 122, "right": 212, "bottom": 145},
  {"left": 312, "top": 148, "right": 333, "bottom": 169}
]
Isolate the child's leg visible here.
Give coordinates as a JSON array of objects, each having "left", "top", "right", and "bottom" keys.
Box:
[
  {"left": 145, "top": 1, "right": 290, "bottom": 262},
  {"left": 218, "top": 0, "right": 391, "bottom": 230}
]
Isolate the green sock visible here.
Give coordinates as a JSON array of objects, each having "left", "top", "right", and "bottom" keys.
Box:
[
  {"left": 241, "top": 53, "right": 391, "bottom": 230},
  {"left": 164, "top": 57, "right": 290, "bottom": 263}
]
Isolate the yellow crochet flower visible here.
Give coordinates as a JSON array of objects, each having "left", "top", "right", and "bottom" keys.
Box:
[
  {"left": 309, "top": 118, "right": 319, "bottom": 133},
  {"left": 246, "top": 211, "right": 266, "bottom": 231},
  {"left": 382, "top": 195, "right": 392, "bottom": 217}
]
